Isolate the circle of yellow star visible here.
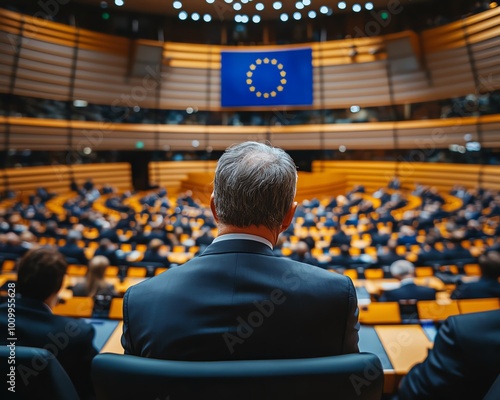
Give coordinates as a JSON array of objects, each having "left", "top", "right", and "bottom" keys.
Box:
[{"left": 245, "top": 57, "right": 287, "bottom": 99}]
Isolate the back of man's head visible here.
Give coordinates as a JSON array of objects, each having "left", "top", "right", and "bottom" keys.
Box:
[
  {"left": 17, "top": 247, "right": 67, "bottom": 302},
  {"left": 390, "top": 260, "right": 415, "bottom": 280},
  {"left": 213, "top": 141, "right": 297, "bottom": 231},
  {"left": 479, "top": 251, "right": 500, "bottom": 280}
]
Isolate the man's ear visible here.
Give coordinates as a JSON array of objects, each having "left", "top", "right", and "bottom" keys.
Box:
[
  {"left": 281, "top": 201, "right": 297, "bottom": 232},
  {"left": 210, "top": 194, "right": 219, "bottom": 223}
]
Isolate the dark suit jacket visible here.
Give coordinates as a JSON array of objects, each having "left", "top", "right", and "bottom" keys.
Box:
[
  {"left": 122, "top": 239, "right": 359, "bottom": 361},
  {"left": 58, "top": 243, "right": 88, "bottom": 265},
  {"left": 398, "top": 310, "right": 500, "bottom": 400},
  {"left": 379, "top": 282, "right": 436, "bottom": 302},
  {"left": 0, "top": 297, "right": 97, "bottom": 399},
  {"left": 450, "top": 278, "right": 500, "bottom": 299}
]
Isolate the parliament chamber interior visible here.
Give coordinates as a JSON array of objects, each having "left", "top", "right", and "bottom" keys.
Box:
[{"left": 0, "top": 0, "right": 500, "bottom": 399}]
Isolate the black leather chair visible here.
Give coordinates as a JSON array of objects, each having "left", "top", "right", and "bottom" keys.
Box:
[
  {"left": 0, "top": 346, "right": 79, "bottom": 399},
  {"left": 92, "top": 352, "right": 383, "bottom": 400}
]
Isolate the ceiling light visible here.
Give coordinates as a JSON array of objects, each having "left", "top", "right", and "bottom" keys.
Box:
[
  {"left": 173, "top": 1, "right": 182, "bottom": 9},
  {"left": 273, "top": 1, "right": 282, "bottom": 9},
  {"left": 235, "top": 14, "right": 242, "bottom": 22},
  {"left": 320, "top": 6, "right": 329, "bottom": 14},
  {"left": 224, "top": 0, "right": 233, "bottom": 3},
  {"left": 293, "top": 11, "right": 302, "bottom": 20},
  {"left": 280, "top": 13, "right": 289, "bottom": 21},
  {"left": 233, "top": 3, "right": 242, "bottom": 10},
  {"left": 350, "top": 105, "right": 360, "bottom": 113},
  {"left": 308, "top": 10, "right": 316, "bottom": 18},
  {"left": 115, "top": 0, "right": 124, "bottom": 6},
  {"left": 295, "top": 1, "right": 304, "bottom": 10},
  {"left": 303, "top": 0, "right": 311, "bottom": 5},
  {"left": 252, "top": 15, "right": 261, "bottom": 23},
  {"left": 203, "top": 14, "right": 212, "bottom": 22},
  {"left": 365, "top": 2, "right": 374, "bottom": 10},
  {"left": 192, "top": 12, "right": 200, "bottom": 20},
  {"left": 338, "top": 2, "right": 347, "bottom": 9},
  {"left": 179, "top": 11, "right": 188, "bottom": 20},
  {"left": 256, "top": 2, "right": 264, "bottom": 10},
  {"left": 352, "top": 4, "right": 362, "bottom": 12},
  {"left": 206, "top": 0, "right": 215, "bottom": 3},
  {"left": 241, "top": 14, "right": 249, "bottom": 23}
]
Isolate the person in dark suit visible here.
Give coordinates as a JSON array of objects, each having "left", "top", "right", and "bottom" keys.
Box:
[
  {"left": 397, "top": 309, "right": 500, "bottom": 400},
  {"left": 451, "top": 250, "right": 500, "bottom": 299},
  {"left": 379, "top": 260, "right": 436, "bottom": 302},
  {"left": 121, "top": 141, "right": 359, "bottom": 361},
  {"left": 415, "top": 238, "right": 446, "bottom": 266},
  {"left": 289, "top": 240, "right": 319, "bottom": 268},
  {"left": 0, "top": 247, "right": 97, "bottom": 399},
  {"left": 141, "top": 238, "right": 171, "bottom": 268},
  {"left": 376, "top": 239, "right": 406, "bottom": 267},
  {"left": 58, "top": 230, "right": 88, "bottom": 265}
]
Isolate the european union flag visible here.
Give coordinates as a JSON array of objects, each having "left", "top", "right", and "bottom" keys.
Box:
[{"left": 221, "top": 48, "right": 313, "bottom": 107}]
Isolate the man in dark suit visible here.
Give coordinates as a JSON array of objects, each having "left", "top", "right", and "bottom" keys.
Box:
[
  {"left": 379, "top": 260, "right": 436, "bottom": 302},
  {"left": 122, "top": 141, "right": 359, "bottom": 361},
  {"left": 58, "top": 230, "right": 88, "bottom": 265},
  {"left": 0, "top": 247, "right": 97, "bottom": 399},
  {"left": 141, "top": 238, "right": 171, "bottom": 268},
  {"left": 398, "top": 309, "right": 500, "bottom": 400},
  {"left": 451, "top": 250, "right": 500, "bottom": 299}
]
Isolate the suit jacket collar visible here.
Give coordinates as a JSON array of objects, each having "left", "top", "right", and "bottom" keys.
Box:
[
  {"left": 16, "top": 296, "right": 53, "bottom": 314},
  {"left": 200, "top": 239, "right": 275, "bottom": 257}
]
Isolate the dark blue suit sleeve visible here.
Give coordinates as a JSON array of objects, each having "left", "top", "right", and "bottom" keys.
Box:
[
  {"left": 121, "top": 288, "right": 133, "bottom": 355},
  {"left": 343, "top": 277, "right": 360, "bottom": 354},
  {"left": 398, "top": 316, "right": 463, "bottom": 399}
]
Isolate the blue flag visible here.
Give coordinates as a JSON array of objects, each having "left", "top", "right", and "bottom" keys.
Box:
[{"left": 221, "top": 48, "right": 313, "bottom": 107}]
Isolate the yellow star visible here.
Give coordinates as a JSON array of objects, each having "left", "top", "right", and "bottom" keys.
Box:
[
  {"left": 264, "top": 93, "right": 270, "bottom": 98},
  {"left": 277, "top": 63, "right": 283, "bottom": 69},
  {"left": 271, "top": 59, "right": 277, "bottom": 65},
  {"left": 271, "top": 91, "right": 277, "bottom": 97},
  {"left": 277, "top": 86, "right": 284, "bottom": 91},
  {"left": 246, "top": 79, "right": 252, "bottom": 84},
  {"left": 256, "top": 59, "right": 262, "bottom": 64},
  {"left": 264, "top": 57, "right": 269, "bottom": 63},
  {"left": 249, "top": 86, "right": 255, "bottom": 92},
  {"left": 256, "top": 92, "right": 262, "bottom": 97},
  {"left": 281, "top": 79, "right": 287, "bottom": 84},
  {"left": 280, "top": 71, "right": 286, "bottom": 77},
  {"left": 246, "top": 71, "right": 253, "bottom": 77},
  {"left": 250, "top": 64, "right": 256, "bottom": 70}
]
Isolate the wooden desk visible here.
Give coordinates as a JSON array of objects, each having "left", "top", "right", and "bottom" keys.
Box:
[
  {"left": 374, "top": 325, "right": 432, "bottom": 375},
  {"left": 100, "top": 321, "right": 125, "bottom": 354}
]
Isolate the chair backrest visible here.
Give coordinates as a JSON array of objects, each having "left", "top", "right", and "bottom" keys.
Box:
[
  {"left": 0, "top": 346, "right": 79, "bottom": 399},
  {"left": 92, "top": 352, "right": 384, "bottom": 400}
]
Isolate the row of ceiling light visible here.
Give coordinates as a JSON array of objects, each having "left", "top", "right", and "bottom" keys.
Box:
[{"left": 172, "top": 1, "right": 376, "bottom": 23}]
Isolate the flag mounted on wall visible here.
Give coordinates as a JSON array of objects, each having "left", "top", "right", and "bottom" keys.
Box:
[{"left": 221, "top": 47, "right": 313, "bottom": 107}]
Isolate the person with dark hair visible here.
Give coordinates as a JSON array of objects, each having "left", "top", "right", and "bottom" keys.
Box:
[
  {"left": 122, "top": 141, "right": 359, "bottom": 361},
  {"left": 290, "top": 240, "right": 319, "bottom": 268},
  {"left": 451, "top": 250, "right": 500, "bottom": 299},
  {"left": 141, "top": 238, "right": 171, "bottom": 268},
  {"left": 0, "top": 247, "right": 97, "bottom": 399}
]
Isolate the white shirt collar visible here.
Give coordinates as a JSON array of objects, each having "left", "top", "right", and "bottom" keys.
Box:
[{"left": 213, "top": 233, "right": 273, "bottom": 249}]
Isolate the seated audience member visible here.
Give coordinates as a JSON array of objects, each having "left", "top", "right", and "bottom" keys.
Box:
[
  {"left": 451, "top": 250, "right": 500, "bottom": 299},
  {"left": 94, "top": 238, "right": 120, "bottom": 266},
  {"left": 121, "top": 141, "right": 359, "bottom": 361},
  {"left": 416, "top": 237, "right": 446, "bottom": 266},
  {"left": 379, "top": 260, "right": 436, "bottom": 302},
  {"left": 376, "top": 239, "right": 406, "bottom": 267},
  {"left": 397, "top": 309, "right": 500, "bottom": 400},
  {"left": 141, "top": 238, "right": 171, "bottom": 268},
  {"left": 0, "top": 248, "right": 97, "bottom": 399},
  {"left": 58, "top": 229, "right": 88, "bottom": 265},
  {"left": 290, "top": 240, "right": 320, "bottom": 268},
  {"left": 72, "top": 255, "right": 118, "bottom": 297},
  {"left": 329, "top": 244, "right": 354, "bottom": 268}
]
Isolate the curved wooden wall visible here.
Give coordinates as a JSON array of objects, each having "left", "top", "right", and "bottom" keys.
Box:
[
  {"left": 1, "top": 7, "right": 499, "bottom": 112},
  {"left": 0, "top": 163, "right": 132, "bottom": 195},
  {"left": 312, "top": 160, "right": 500, "bottom": 192},
  {"left": 1, "top": 114, "right": 499, "bottom": 151}
]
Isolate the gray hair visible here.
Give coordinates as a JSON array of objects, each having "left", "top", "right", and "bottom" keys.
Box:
[
  {"left": 390, "top": 260, "right": 415, "bottom": 279},
  {"left": 213, "top": 141, "right": 297, "bottom": 230}
]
